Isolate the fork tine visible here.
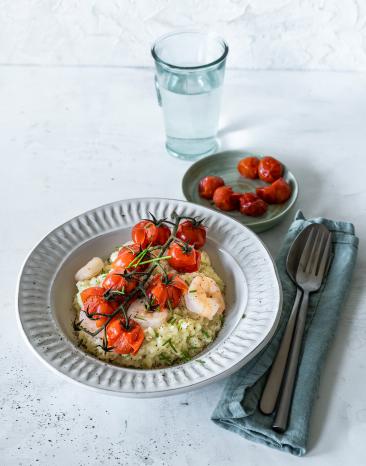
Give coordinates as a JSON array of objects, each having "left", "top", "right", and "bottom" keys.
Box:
[
  {"left": 313, "top": 231, "right": 327, "bottom": 274},
  {"left": 305, "top": 229, "right": 323, "bottom": 274},
  {"left": 317, "top": 233, "right": 332, "bottom": 278},
  {"left": 298, "top": 228, "right": 316, "bottom": 272}
]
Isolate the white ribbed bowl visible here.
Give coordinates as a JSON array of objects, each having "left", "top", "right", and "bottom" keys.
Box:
[{"left": 17, "top": 198, "right": 282, "bottom": 397}]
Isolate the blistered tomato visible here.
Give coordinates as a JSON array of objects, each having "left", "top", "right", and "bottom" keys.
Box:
[
  {"left": 258, "top": 156, "right": 283, "bottom": 183},
  {"left": 213, "top": 186, "right": 238, "bottom": 211},
  {"left": 112, "top": 243, "right": 150, "bottom": 272},
  {"left": 102, "top": 268, "right": 138, "bottom": 293},
  {"left": 198, "top": 176, "right": 225, "bottom": 200},
  {"left": 237, "top": 157, "right": 259, "bottom": 179},
  {"left": 132, "top": 220, "right": 170, "bottom": 248},
  {"left": 167, "top": 241, "right": 201, "bottom": 273},
  {"left": 147, "top": 273, "right": 188, "bottom": 309},
  {"left": 106, "top": 317, "right": 144, "bottom": 355},
  {"left": 239, "top": 193, "right": 268, "bottom": 216},
  {"left": 256, "top": 177, "right": 291, "bottom": 204},
  {"left": 80, "top": 287, "right": 116, "bottom": 327},
  {"left": 176, "top": 220, "right": 206, "bottom": 249}
]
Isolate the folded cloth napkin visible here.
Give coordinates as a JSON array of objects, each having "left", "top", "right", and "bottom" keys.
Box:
[{"left": 211, "top": 211, "right": 359, "bottom": 456}]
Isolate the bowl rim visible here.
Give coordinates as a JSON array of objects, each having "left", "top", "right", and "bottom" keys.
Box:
[{"left": 16, "top": 197, "right": 282, "bottom": 397}]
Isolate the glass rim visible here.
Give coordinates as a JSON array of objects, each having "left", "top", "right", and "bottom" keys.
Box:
[{"left": 151, "top": 30, "right": 229, "bottom": 71}]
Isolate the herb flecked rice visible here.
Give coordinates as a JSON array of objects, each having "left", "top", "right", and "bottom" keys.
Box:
[{"left": 74, "top": 249, "right": 225, "bottom": 369}]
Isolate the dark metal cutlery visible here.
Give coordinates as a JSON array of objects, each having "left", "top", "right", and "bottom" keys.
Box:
[
  {"left": 259, "top": 224, "right": 332, "bottom": 432},
  {"left": 259, "top": 225, "right": 314, "bottom": 415}
]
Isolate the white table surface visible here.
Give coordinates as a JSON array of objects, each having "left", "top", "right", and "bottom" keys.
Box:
[{"left": 1, "top": 67, "right": 365, "bottom": 466}]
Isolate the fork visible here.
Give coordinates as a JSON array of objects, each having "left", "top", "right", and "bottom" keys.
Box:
[{"left": 272, "top": 227, "right": 332, "bottom": 433}]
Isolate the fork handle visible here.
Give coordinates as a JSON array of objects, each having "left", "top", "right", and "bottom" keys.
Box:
[
  {"left": 260, "top": 287, "right": 302, "bottom": 415},
  {"left": 272, "top": 291, "right": 309, "bottom": 433}
]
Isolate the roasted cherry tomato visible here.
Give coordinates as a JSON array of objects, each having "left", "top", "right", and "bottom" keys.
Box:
[
  {"left": 176, "top": 220, "right": 206, "bottom": 249},
  {"left": 80, "top": 287, "right": 116, "bottom": 327},
  {"left": 258, "top": 156, "right": 283, "bottom": 183},
  {"left": 107, "top": 317, "right": 144, "bottom": 355},
  {"left": 213, "top": 186, "right": 238, "bottom": 211},
  {"left": 155, "top": 223, "right": 171, "bottom": 244},
  {"left": 102, "top": 268, "right": 138, "bottom": 293},
  {"left": 167, "top": 241, "right": 201, "bottom": 273},
  {"left": 237, "top": 157, "right": 259, "bottom": 179},
  {"left": 132, "top": 220, "right": 171, "bottom": 248},
  {"left": 239, "top": 193, "right": 268, "bottom": 217},
  {"left": 112, "top": 243, "right": 150, "bottom": 272},
  {"left": 84, "top": 298, "right": 116, "bottom": 327},
  {"left": 231, "top": 192, "right": 242, "bottom": 205},
  {"left": 256, "top": 177, "right": 291, "bottom": 204},
  {"left": 198, "top": 176, "right": 225, "bottom": 200},
  {"left": 80, "top": 287, "right": 105, "bottom": 302},
  {"left": 147, "top": 273, "right": 188, "bottom": 309}
]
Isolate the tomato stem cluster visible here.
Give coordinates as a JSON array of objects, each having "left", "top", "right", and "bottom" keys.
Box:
[{"left": 74, "top": 212, "right": 203, "bottom": 352}]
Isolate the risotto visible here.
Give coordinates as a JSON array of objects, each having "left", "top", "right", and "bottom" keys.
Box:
[{"left": 73, "top": 214, "right": 225, "bottom": 369}]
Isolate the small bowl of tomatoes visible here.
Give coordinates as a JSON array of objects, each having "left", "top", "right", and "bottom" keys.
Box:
[{"left": 182, "top": 150, "right": 298, "bottom": 233}]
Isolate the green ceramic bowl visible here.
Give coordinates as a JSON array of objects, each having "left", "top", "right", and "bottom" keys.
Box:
[{"left": 182, "top": 150, "right": 299, "bottom": 233}]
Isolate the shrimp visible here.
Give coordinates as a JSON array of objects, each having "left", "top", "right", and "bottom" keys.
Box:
[
  {"left": 127, "top": 299, "right": 168, "bottom": 329},
  {"left": 184, "top": 275, "right": 225, "bottom": 320},
  {"left": 78, "top": 310, "right": 99, "bottom": 334},
  {"left": 75, "top": 257, "right": 104, "bottom": 282}
]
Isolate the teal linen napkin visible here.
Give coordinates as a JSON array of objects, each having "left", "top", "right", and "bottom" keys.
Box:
[{"left": 211, "top": 211, "right": 359, "bottom": 456}]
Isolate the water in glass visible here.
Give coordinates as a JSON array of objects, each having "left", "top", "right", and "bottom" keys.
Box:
[{"left": 152, "top": 31, "right": 228, "bottom": 160}]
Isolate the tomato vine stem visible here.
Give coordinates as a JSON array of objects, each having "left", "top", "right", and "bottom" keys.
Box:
[{"left": 74, "top": 213, "right": 203, "bottom": 350}]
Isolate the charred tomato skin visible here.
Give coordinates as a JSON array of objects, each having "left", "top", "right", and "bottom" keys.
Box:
[{"left": 239, "top": 192, "right": 268, "bottom": 216}]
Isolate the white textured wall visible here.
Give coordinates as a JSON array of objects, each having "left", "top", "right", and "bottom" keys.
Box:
[{"left": 1, "top": 0, "right": 366, "bottom": 70}]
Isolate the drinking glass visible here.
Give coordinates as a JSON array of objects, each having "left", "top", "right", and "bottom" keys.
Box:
[{"left": 152, "top": 30, "right": 228, "bottom": 160}]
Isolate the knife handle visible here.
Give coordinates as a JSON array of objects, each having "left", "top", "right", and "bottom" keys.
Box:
[
  {"left": 272, "top": 291, "right": 309, "bottom": 433},
  {"left": 259, "top": 287, "right": 302, "bottom": 415}
]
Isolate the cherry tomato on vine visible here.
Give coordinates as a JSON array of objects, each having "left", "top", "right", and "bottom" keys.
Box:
[
  {"left": 258, "top": 156, "right": 283, "bottom": 183},
  {"left": 155, "top": 223, "right": 171, "bottom": 244},
  {"left": 147, "top": 273, "right": 188, "bottom": 309},
  {"left": 102, "top": 268, "right": 138, "bottom": 293},
  {"left": 198, "top": 176, "right": 225, "bottom": 200},
  {"left": 106, "top": 317, "right": 144, "bottom": 355},
  {"left": 237, "top": 157, "right": 259, "bottom": 179},
  {"left": 112, "top": 243, "right": 150, "bottom": 272},
  {"left": 176, "top": 220, "right": 206, "bottom": 249},
  {"left": 239, "top": 192, "right": 268, "bottom": 217},
  {"left": 80, "top": 287, "right": 116, "bottom": 327},
  {"left": 167, "top": 241, "right": 201, "bottom": 273},
  {"left": 213, "top": 186, "right": 238, "bottom": 211},
  {"left": 132, "top": 220, "right": 171, "bottom": 248},
  {"left": 256, "top": 177, "right": 291, "bottom": 204},
  {"left": 80, "top": 287, "right": 105, "bottom": 302}
]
